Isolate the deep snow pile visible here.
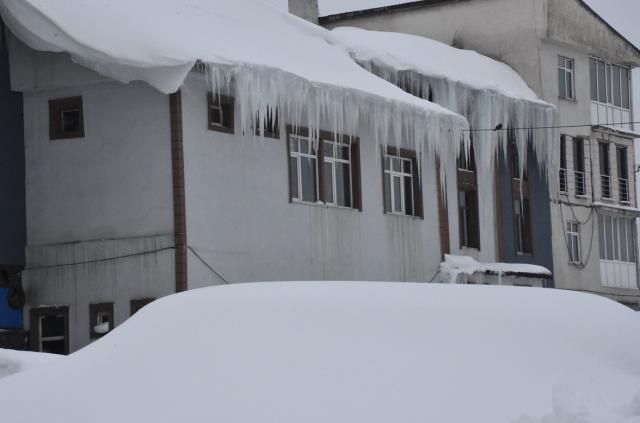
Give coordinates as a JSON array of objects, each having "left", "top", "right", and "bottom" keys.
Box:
[
  {"left": 0, "top": 0, "right": 469, "bottom": 162},
  {"left": 331, "top": 27, "right": 557, "bottom": 189},
  {"left": 0, "top": 348, "right": 60, "bottom": 379},
  {"left": 1, "top": 282, "right": 640, "bottom": 423}
]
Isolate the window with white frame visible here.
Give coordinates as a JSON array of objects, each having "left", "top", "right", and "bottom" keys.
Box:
[
  {"left": 558, "top": 56, "right": 575, "bottom": 100},
  {"left": 30, "top": 306, "right": 69, "bottom": 355},
  {"left": 287, "top": 128, "right": 361, "bottom": 209},
  {"left": 566, "top": 221, "right": 581, "bottom": 264},
  {"left": 590, "top": 57, "right": 631, "bottom": 128},
  {"left": 598, "top": 213, "right": 637, "bottom": 288},
  {"left": 383, "top": 149, "right": 422, "bottom": 217}
]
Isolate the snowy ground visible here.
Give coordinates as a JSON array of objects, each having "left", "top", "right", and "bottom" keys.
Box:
[
  {"left": 0, "top": 348, "right": 60, "bottom": 380},
  {"left": 0, "top": 282, "right": 639, "bottom": 423}
]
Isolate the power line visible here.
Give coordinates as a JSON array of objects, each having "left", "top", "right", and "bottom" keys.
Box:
[
  {"left": 462, "top": 121, "right": 640, "bottom": 133},
  {"left": 187, "top": 246, "right": 231, "bottom": 285}
]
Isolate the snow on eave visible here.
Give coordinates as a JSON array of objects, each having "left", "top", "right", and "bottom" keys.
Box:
[
  {"left": 439, "top": 254, "right": 552, "bottom": 284},
  {"left": 0, "top": 0, "right": 472, "bottom": 166}
]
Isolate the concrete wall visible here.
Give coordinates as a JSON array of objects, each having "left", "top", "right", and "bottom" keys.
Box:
[
  {"left": 0, "top": 23, "right": 25, "bottom": 268},
  {"left": 8, "top": 37, "right": 177, "bottom": 351},
  {"left": 181, "top": 74, "right": 446, "bottom": 287}
]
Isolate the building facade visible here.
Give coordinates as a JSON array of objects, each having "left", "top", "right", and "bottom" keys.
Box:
[{"left": 321, "top": 0, "right": 640, "bottom": 306}]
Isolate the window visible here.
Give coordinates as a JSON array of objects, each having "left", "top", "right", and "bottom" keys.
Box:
[
  {"left": 130, "top": 298, "right": 155, "bottom": 316},
  {"left": 558, "top": 56, "right": 575, "bottom": 100},
  {"left": 254, "top": 109, "right": 280, "bottom": 138},
  {"left": 382, "top": 148, "right": 423, "bottom": 217},
  {"left": 287, "top": 127, "right": 361, "bottom": 210},
  {"left": 599, "top": 214, "right": 637, "bottom": 288},
  {"left": 457, "top": 143, "right": 480, "bottom": 249},
  {"left": 508, "top": 135, "right": 526, "bottom": 181},
  {"left": 49, "top": 97, "right": 84, "bottom": 140},
  {"left": 574, "top": 137, "right": 586, "bottom": 197},
  {"left": 566, "top": 222, "right": 581, "bottom": 264},
  {"left": 599, "top": 142, "right": 611, "bottom": 199},
  {"left": 89, "top": 303, "right": 114, "bottom": 339},
  {"left": 514, "top": 198, "right": 533, "bottom": 254},
  {"left": 559, "top": 135, "right": 568, "bottom": 193},
  {"left": 590, "top": 57, "right": 631, "bottom": 128},
  {"left": 207, "top": 93, "right": 234, "bottom": 133},
  {"left": 617, "top": 146, "right": 630, "bottom": 203},
  {"left": 30, "top": 306, "right": 69, "bottom": 355}
]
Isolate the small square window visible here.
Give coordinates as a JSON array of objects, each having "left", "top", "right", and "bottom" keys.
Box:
[
  {"left": 130, "top": 298, "right": 155, "bottom": 316},
  {"left": 89, "top": 303, "right": 114, "bottom": 339},
  {"left": 49, "top": 96, "right": 85, "bottom": 140},
  {"left": 30, "top": 306, "right": 69, "bottom": 355},
  {"left": 254, "top": 110, "right": 280, "bottom": 139},
  {"left": 207, "top": 93, "right": 235, "bottom": 134}
]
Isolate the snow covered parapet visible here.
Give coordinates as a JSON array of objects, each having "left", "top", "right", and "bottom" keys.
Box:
[
  {"left": 0, "top": 0, "right": 470, "bottom": 163},
  {"left": 437, "top": 254, "right": 552, "bottom": 285}
]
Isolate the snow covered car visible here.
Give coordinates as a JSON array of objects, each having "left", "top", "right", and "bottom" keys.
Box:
[{"left": 1, "top": 282, "right": 639, "bottom": 423}]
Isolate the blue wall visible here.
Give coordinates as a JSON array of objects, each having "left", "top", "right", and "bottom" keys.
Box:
[
  {"left": 0, "top": 22, "right": 26, "bottom": 269},
  {"left": 496, "top": 146, "right": 555, "bottom": 286}
]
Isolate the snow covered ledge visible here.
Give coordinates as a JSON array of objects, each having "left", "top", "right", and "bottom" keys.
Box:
[
  {"left": 436, "top": 254, "right": 552, "bottom": 287},
  {"left": 0, "top": 0, "right": 470, "bottom": 164}
]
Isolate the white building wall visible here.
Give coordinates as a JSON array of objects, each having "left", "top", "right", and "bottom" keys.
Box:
[{"left": 181, "top": 74, "right": 449, "bottom": 287}]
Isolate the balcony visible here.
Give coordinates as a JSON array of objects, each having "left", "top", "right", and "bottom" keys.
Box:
[
  {"left": 619, "top": 178, "right": 630, "bottom": 203},
  {"left": 575, "top": 171, "right": 586, "bottom": 197},
  {"left": 600, "top": 174, "right": 612, "bottom": 199},
  {"left": 559, "top": 168, "right": 568, "bottom": 193}
]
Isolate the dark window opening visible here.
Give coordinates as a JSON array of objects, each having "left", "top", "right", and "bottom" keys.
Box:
[
  {"left": 617, "top": 146, "right": 630, "bottom": 203},
  {"left": 254, "top": 109, "right": 280, "bottom": 138},
  {"left": 559, "top": 135, "right": 568, "bottom": 192},
  {"left": 599, "top": 142, "right": 611, "bottom": 199},
  {"left": 30, "top": 306, "right": 69, "bottom": 355},
  {"left": 458, "top": 189, "right": 480, "bottom": 249},
  {"left": 207, "top": 93, "right": 235, "bottom": 133},
  {"left": 574, "top": 138, "right": 586, "bottom": 196},
  {"left": 514, "top": 197, "right": 533, "bottom": 254},
  {"left": 130, "top": 298, "right": 155, "bottom": 316},
  {"left": 49, "top": 97, "right": 84, "bottom": 140},
  {"left": 457, "top": 142, "right": 476, "bottom": 172}
]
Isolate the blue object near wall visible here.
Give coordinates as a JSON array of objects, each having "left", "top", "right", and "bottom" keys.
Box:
[{"left": 0, "top": 288, "right": 23, "bottom": 329}]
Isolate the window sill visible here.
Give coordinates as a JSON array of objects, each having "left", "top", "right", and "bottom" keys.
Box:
[
  {"left": 208, "top": 125, "right": 235, "bottom": 134},
  {"left": 291, "top": 199, "right": 360, "bottom": 212},
  {"left": 516, "top": 252, "right": 533, "bottom": 257},
  {"left": 384, "top": 211, "right": 424, "bottom": 220},
  {"left": 558, "top": 97, "right": 577, "bottom": 103}
]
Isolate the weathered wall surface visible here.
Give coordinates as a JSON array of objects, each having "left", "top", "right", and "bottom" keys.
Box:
[
  {"left": 181, "top": 74, "right": 447, "bottom": 287},
  {"left": 0, "top": 23, "right": 25, "bottom": 268}
]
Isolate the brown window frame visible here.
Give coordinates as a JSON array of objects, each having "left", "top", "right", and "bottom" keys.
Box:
[
  {"left": 381, "top": 147, "right": 423, "bottom": 218},
  {"left": 49, "top": 96, "right": 85, "bottom": 140},
  {"left": 89, "top": 302, "right": 114, "bottom": 339},
  {"left": 457, "top": 143, "right": 480, "bottom": 250},
  {"left": 286, "top": 126, "right": 362, "bottom": 211},
  {"left": 508, "top": 136, "right": 534, "bottom": 255},
  {"left": 207, "top": 93, "right": 235, "bottom": 134},
  {"left": 130, "top": 298, "right": 155, "bottom": 316},
  {"left": 254, "top": 109, "right": 281, "bottom": 139},
  {"left": 30, "top": 306, "right": 70, "bottom": 355}
]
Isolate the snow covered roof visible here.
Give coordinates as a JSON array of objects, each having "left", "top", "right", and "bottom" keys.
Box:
[
  {"left": 1, "top": 282, "right": 640, "bottom": 422},
  {"left": 0, "top": 0, "right": 469, "bottom": 154},
  {"left": 439, "top": 254, "right": 552, "bottom": 284},
  {"left": 331, "top": 27, "right": 544, "bottom": 103}
]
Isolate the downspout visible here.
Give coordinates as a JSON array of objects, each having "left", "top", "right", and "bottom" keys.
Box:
[{"left": 169, "top": 91, "right": 188, "bottom": 293}]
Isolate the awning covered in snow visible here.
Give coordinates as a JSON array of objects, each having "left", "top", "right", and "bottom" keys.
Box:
[{"left": 0, "top": 0, "right": 470, "bottom": 158}]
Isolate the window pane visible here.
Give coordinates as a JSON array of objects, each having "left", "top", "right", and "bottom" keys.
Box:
[
  {"left": 627, "top": 220, "right": 636, "bottom": 262},
  {"left": 567, "top": 70, "right": 573, "bottom": 99},
  {"left": 590, "top": 58, "right": 598, "bottom": 101},
  {"left": 558, "top": 68, "right": 566, "bottom": 98},
  {"left": 289, "top": 138, "right": 299, "bottom": 153},
  {"left": 384, "top": 157, "right": 391, "bottom": 171},
  {"left": 598, "top": 60, "right": 607, "bottom": 102},
  {"left": 599, "top": 214, "right": 606, "bottom": 259},
  {"left": 324, "top": 161, "right": 334, "bottom": 205},
  {"left": 61, "top": 110, "right": 81, "bottom": 132},
  {"left": 41, "top": 315, "right": 64, "bottom": 338},
  {"left": 619, "top": 219, "right": 628, "bottom": 262},
  {"left": 289, "top": 157, "right": 299, "bottom": 199},
  {"left": 403, "top": 159, "right": 412, "bottom": 174},
  {"left": 621, "top": 67, "right": 630, "bottom": 109},
  {"left": 392, "top": 158, "right": 401, "bottom": 172},
  {"left": 393, "top": 176, "right": 402, "bottom": 212},
  {"left": 404, "top": 175, "right": 413, "bottom": 216},
  {"left": 613, "top": 66, "right": 622, "bottom": 107},
  {"left": 300, "top": 139, "right": 309, "bottom": 154},
  {"left": 300, "top": 157, "right": 317, "bottom": 202},
  {"left": 335, "top": 162, "right": 351, "bottom": 207},
  {"left": 383, "top": 173, "right": 392, "bottom": 212},
  {"left": 323, "top": 142, "right": 334, "bottom": 158},
  {"left": 606, "top": 64, "right": 612, "bottom": 103},
  {"left": 42, "top": 339, "right": 66, "bottom": 355},
  {"left": 337, "top": 145, "right": 350, "bottom": 160}
]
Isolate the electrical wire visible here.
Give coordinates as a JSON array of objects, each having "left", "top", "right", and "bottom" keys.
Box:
[{"left": 187, "top": 246, "right": 231, "bottom": 285}]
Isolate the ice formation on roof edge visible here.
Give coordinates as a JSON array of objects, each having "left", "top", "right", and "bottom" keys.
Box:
[
  {"left": 354, "top": 62, "right": 559, "bottom": 196},
  {"left": 204, "top": 62, "right": 470, "bottom": 178}
]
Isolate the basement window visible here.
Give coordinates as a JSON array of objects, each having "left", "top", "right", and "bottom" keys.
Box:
[
  {"left": 130, "top": 298, "right": 155, "bottom": 316},
  {"left": 207, "top": 93, "right": 235, "bottom": 133},
  {"left": 49, "top": 96, "right": 85, "bottom": 140},
  {"left": 30, "top": 306, "right": 69, "bottom": 355},
  {"left": 89, "top": 303, "right": 114, "bottom": 339}
]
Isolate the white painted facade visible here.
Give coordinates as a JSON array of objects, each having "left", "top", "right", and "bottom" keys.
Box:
[{"left": 322, "top": 0, "right": 640, "bottom": 305}]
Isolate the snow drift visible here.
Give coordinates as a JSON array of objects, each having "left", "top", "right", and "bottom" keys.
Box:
[
  {"left": 0, "top": 0, "right": 469, "bottom": 163},
  {"left": 0, "top": 282, "right": 639, "bottom": 423},
  {"left": 0, "top": 348, "right": 60, "bottom": 380}
]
